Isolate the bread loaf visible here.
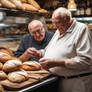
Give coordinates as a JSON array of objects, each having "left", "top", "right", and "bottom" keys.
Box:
[
  {"left": 21, "top": 0, "right": 27, "bottom": 3},
  {"left": 1, "top": 0, "right": 16, "bottom": 9},
  {"left": 0, "top": 46, "right": 14, "bottom": 56},
  {"left": 0, "top": 3, "right": 2, "bottom": 7},
  {"left": 8, "top": 71, "right": 28, "bottom": 83},
  {"left": 3, "top": 59, "right": 22, "bottom": 72},
  {"left": 27, "top": 0, "right": 40, "bottom": 9},
  {"left": 0, "top": 71, "right": 7, "bottom": 80},
  {"left": 10, "top": 0, "right": 25, "bottom": 10},
  {"left": 22, "top": 3, "right": 38, "bottom": 11},
  {"left": 0, "top": 63, "right": 3, "bottom": 70},
  {"left": 21, "top": 61, "right": 41, "bottom": 71},
  {"left": 38, "top": 9, "right": 48, "bottom": 14},
  {"left": 0, "top": 52, "right": 12, "bottom": 63},
  {"left": 0, "top": 84, "right": 6, "bottom": 92}
]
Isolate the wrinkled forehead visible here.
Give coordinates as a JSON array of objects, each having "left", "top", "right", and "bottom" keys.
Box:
[
  {"left": 52, "top": 14, "right": 62, "bottom": 22},
  {"left": 52, "top": 12, "right": 62, "bottom": 20},
  {"left": 29, "top": 23, "right": 42, "bottom": 29}
]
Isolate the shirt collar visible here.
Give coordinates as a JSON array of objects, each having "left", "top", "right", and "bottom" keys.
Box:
[{"left": 66, "top": 18, "right": 76, "bottom": 33}]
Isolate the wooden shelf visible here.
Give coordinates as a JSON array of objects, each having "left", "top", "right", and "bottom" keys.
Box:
[{"left": 0, "top": 7, "right": 49, "bottom": 18}]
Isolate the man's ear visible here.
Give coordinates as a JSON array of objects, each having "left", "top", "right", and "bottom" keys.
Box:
[
  {"left": 43, "top": 25, "right": 45, "bottom": 28},
  {"left": 66, "top": 16, "right": 71, "bottom": 22}
]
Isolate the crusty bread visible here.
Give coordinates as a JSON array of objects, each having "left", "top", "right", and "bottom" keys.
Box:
[
  {"left": 27, "top": 0, "right": 40, "bottom": 9},
  {"left": 0, "top": 52, "right": 12, "bottom": 63},
  {"left": 0, "top": 84, "right": 6, "bottom": 92},
  {"left": 38, "top": 9, "right": 48, "bottom": 14},
  {"left": 21, "top": 0, "right": 27, "bottom": 3},
  {"left": 0, "top": 3, "right": 2, "bottom": 7},
  {"left": 22, "top": 3, "right": 38, "bottom": 11},
  {"left": 21, "top": 61, "right": 41, "bottom": 71},
  {"left": 3, "top": 59, "right": 22, "bottom": 72},
  {"left": 0, "top": 71, "right": 7, "bottom": 80},
  {"left": 10, "top": 0, "right": 25, "bottom": 10},
  {"left": 0, "top": 63, "right": 3, "bottom": 70},
  {"left": 0, "top": 46, "right": 14, "bottom": 56},
  {"left": 1, "top": 0, "right": 16, "bottom": 9},
  {"left": 8, "top": 71, "right": 28, "bottom": 83}
]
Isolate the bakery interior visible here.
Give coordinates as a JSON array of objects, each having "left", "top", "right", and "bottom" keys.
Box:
[{"left": 0, "top": 0, "right": 92, "bottom": 92}]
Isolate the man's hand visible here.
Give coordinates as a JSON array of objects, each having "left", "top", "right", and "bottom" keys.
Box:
[
  {"left": 19, "top": 47, "right": 42, "bottom": 62},
  {"left": 39, "top": 58, "right": 65, "bottom": 70}
]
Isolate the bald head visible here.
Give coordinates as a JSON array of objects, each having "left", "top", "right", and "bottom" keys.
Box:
[
  {"left": 52, "top": 7, "right": 72, "bottom": 21},
  {"left": 28, "top": 20, "right": 43, "bottom": 30}
]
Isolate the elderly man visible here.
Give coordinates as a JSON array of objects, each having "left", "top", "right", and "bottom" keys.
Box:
[
  {"left": 14, "top": 20, "right": 53, "bottom": 62},
  {"left": 29, "top": 7, "right": 92, "bottom": 92}
]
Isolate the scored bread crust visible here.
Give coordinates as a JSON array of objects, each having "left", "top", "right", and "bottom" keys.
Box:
[
  {"left": 21, "top": 61, "right": 41, "bottom": 71},
  {"left": 1, "top": 0, "right": 16, "bottom": 9},
  {"left": 27, "top": 0, "right": 40, "bottom": 9},
  {"left": 0, "top": 71, "right": 7, "bottom": 80},
  {"left": 3, "top": 59, "right": 22, "bottom": 72},
  {"left": 8, "top": 71, "right": 28, "bottom": 83}
]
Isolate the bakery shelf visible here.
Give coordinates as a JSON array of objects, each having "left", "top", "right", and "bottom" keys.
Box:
[{"left": 0, "top": 7, "right": 49, "bottom": 18}]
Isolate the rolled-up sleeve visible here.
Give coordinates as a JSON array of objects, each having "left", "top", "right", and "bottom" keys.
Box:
[{"left": 65, "top": 26, "right": 92, "bottom": 70}]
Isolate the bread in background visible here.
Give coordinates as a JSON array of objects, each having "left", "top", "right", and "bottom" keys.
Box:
[
  {"left": 10, "top": 0, "right": 25, "bottom": 10},
  {"left": 23, "top": 3, "right": 38, "bottom": 11},
  {"left": 1, "top": 0, "right": 16, "bottom": 9},
  {"left": 27, "top": 0, "right": 40, "bottom": 9}
]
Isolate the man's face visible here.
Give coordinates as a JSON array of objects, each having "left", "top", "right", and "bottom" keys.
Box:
[
  {"left": 52, "top": 15, "right": 67, "bottom": 32},
  {"left": 29, "top": 26, "right": 45, "bottom": 42}
]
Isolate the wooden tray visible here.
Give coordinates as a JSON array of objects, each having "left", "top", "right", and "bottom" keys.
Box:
[{"left": 0, "top": 70, "right": 51, "bottom": 91}]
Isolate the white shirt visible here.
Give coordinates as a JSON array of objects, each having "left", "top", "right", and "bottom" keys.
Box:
[{"left": 42, "top": 19, "right": 92, "bottom": 76}]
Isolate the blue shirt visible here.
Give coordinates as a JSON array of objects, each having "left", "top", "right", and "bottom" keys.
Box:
[{"left": 14, "top": 31, "right": 54, "bottom": 62}]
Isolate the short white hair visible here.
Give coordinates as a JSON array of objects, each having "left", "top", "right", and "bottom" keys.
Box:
[
  {"left": 59, "top": 10, "right": 72, "bottom": 20},
  {"left": 53, "top": 7, "right": 72, "bottom": 21}
]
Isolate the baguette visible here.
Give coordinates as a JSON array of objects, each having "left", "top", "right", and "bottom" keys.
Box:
[
  {"left": 10, "top": 0, "right": 25, "bottom": 10},
  {"left": 21, "top": 0, "right": 27, "bottom": 3},
  {"left": 22, "top": 3, "right": 38, "bottom": 12},
  {"left": 8, "top": 71, "right": 28, "bottom": 83},
  {"left": 1, "top": 0, "right": 16, "bottom": 9},
  {"left": 27, "top": 0, "right": 40, "bottom": 9},
  {"left": 38, "top": 9, "right": 48, "bottom": 14},
  {"left": 3, "top": 59, "right": 22, "bottom": 72},
  {"left": 0, "top": 63, "right": 3, "bottom": 70},
  {"left": 21, "top": 61, "right": 41, "bottom": 71}
]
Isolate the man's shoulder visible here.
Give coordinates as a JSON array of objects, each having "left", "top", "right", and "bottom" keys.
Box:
[
  {"left": 46, "top": 31, "right": 54, "bottom": 36},
  {"left": 23, "top": 33, "right": 32, "bottom": 38},
  {"left": 77, "top": 21, "right": 87, "bottom": 29}
]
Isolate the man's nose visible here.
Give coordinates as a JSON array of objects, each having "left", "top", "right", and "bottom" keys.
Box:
[
  {"left": 55, "top": 24, "right": 60, "bottom": 28},
  {"left": 36, "top": 32, "right": 40, "bottom": 37}
]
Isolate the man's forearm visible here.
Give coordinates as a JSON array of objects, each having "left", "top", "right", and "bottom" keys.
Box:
[{"left": 18, "top": 53, "right": 30, "bottom": 62}]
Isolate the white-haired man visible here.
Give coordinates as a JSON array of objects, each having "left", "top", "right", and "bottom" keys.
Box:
[
  {"left": 14, "top": 20, "right": 54, "bottom": 62},
  {"left": 28, "top": 7, "right": 92, "bottom": 92}
]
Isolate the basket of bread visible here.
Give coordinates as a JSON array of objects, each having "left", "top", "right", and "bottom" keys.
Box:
[
  {"left": 0, "top": 46, "right": 50, "bottom": 90},
  {"left": 0, "top": 0, "right": 48, "bottom": 14}
]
